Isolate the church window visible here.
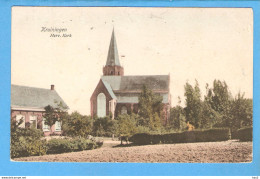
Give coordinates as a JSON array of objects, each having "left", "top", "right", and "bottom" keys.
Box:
[
  {"left": 110, "top": 71, "right": 114, "bottom": 75},
  {"left": 97, "top": 93, "right": 106, "bottom": 117},
  {"left": 118, "top": 72, "right": 120, "bottom": 75},
  {"left": 121, "top": 106, "right": 127, "bottom": 115}
]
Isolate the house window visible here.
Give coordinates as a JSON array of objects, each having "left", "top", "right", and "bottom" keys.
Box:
[
  {"left": 121, "top": 106, "right": 127, "bottom": 115},
  {"left": 55, "top": 121, "right": 61, "bottom": 131},
  {"left": 16, "top": 114, "right": 25, "bottom": 128},
  {"left": 97, "top": 93, "right": 106, "bottom": 117},
  {"left": 42, "top": 118, "right": 50, "bottom": 131},
  {"left": 29, "top": 115, "right": 37, "bottom": 129}
]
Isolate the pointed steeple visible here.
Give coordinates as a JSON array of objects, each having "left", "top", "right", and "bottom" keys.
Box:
[
  {"left": 103, "top": 28, "right": 124, "bottom": 76},
  {"left": 106, "top": 28, "right": 121, "bottom": 66}
]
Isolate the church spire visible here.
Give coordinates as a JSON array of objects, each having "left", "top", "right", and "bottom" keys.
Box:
[
  {"left": 103, "top": 28, "right": 124, "bottom": 76},
  {"left": 106, "top": 28, "right": 121, "bottom": 66}
]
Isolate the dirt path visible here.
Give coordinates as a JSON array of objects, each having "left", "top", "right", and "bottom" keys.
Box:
[{"left": 13, "top": 140, "right": 252, "bottom": 163}]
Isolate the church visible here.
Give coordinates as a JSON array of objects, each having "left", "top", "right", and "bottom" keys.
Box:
[{"left": 90, "top": 29, "right": 171, "bottom": 124}]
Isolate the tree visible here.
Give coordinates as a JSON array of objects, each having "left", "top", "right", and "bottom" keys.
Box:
[
  {"left": 92, "top": 115, "right": 117, "bottom": 137},
  {"left": 138, "top": 85, "right": 163, "bottom": 119},
  {"left": 230, "top": 92, "right": 253, "bottom": 130},
  {"left": 184, "top": 80, "right": 202, "bottom": 128},
  {"left": 168, "top": 97, "right": 187, "bottom": 131},
  {"left": 43, "top": 101, "right": 68, "bottom": 128},
  {"left": 116, "top": 114, "right": 138, "bottom": 138},
  {"left": 63, "top": 111, "right": 93, "bottom": 138}
]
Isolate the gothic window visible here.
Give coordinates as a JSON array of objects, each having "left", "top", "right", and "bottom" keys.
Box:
[
  {"left": 97, "top": 93, "right": 106, "bottom": 117},
  {"left": 110, "top": 71, "right": 114, "bottom": 75},
  {"left": 118, "top": 72, "right": 120, "bottom": 75},
  {"left": 121, "top": 106, "right": 127, "bottom": 115}
]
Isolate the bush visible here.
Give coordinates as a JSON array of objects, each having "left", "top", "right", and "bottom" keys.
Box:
[
  {"left": 237, "top": 127, "right": 252, "bottom": 141},
  {"left": 130, "top": 128, "right": 230, "bottom": 145},
  {"left": 11, "top": 128, "right": 45, "bottom": 158},
  {"left": 46, "top": 137, "right": 103, "bottom": 154}
]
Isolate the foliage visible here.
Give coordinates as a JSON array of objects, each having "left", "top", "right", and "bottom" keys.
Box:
[
  {"left": 138, "top": 85, "right": 163, "bottom": 119},
  {"left": 63, "top": 111, "right": 93, "bottom": 138},
  {"left": 116, "top": 114, "right": 138, "bottom": 138},
  {"left": 236, "top": 127, "right": 252, "bottom": 141},
  {"left": 184, "top": 80, "right": 202, "bottom": 128},
  {"left": 168, "top": 97, "right": 187, "bottom": 131},
  {"left": 229, "top": 93, "right": 253, "bottom": 130},
  {"left": 46, "top": 138, "right": 102, "bottom": 154},
  {"left": 11, "top": 117, "right": 46, "bottom": 158},
  {"left": 43, "top": 101, "right": 68, "bottom": 127},
  {"left": 92, "top": 115, "right": 117, "bottom": 137},
  {"left": 129, "top": 128, "right": 231, "bottom": 145}
]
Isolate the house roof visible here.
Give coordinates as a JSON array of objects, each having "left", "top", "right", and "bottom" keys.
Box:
[
  {"left": 11, "top": 84, "right": 69, "bottom": 110},
  {"left": 101, "top": 75, "right": 170, "bottom": 91},
  {"left": 106, "top": 28, "right": 121, "bottom": 66}
]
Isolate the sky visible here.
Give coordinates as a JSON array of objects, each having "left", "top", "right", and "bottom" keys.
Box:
[{"left": 11, "top": 7, "right": 253, "bottom": 115}]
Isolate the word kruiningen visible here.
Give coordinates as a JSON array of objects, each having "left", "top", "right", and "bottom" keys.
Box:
[{"left": 41, "top": 27, "right": 67, "bottom": 33}]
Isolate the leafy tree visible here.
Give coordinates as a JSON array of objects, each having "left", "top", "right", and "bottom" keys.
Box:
[
  {"left": 184, "top": 80, "right": 202, "bottom": 128},
  {"left": 169, "top": 101, "right": 187, "bottom": 131},
  {"left": 63, "top": 111, "right": 93, "bottom": 138},
  {"left": 116, "top": 114, "right": 138, "bottom": 138},
  {"left": 230, "top": 92, "right": 253, "bottom": 130},
  {"left": 138, "top": 85, "right": 163, "bottom": 119},
  {"left": 43, "top": 101, "right": 68, "bottom": 128},
  {"left": 92, "top": 115, "right": 117, "bottom": 137}
]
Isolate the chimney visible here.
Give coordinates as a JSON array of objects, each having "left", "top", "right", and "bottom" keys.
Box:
[{"left": 51, "top": 84, "right": 55, "bottom": 90}]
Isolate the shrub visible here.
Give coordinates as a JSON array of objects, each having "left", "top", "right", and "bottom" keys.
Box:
[
  {"left": 237, "top": 127, "right": 252, "bottom": 141},
  {"left": 11, "top": 127, "right": 45, "bottom": 158},
  {"left": 46, "top": 137, "right": 103, "bottom": 154},
  {"left": 129, "top": 133, "right": 152, "bottom": 145},
  {"left": 130, "top": 128, "right": 230, "bottom": 145}
]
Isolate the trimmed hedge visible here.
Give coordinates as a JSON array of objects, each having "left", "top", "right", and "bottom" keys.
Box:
[
  {"left": 237, "top": 127, "right": 252, "bottom": 141},
  {"left": 130, "top": 128, "right": 231, "bottom": 145},
  {"left": 47, "top": 138, "right": 103, "bottom": 154}
]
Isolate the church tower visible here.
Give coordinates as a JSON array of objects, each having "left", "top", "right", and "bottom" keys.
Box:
[{"left": 103, "top": 29, "right": 124, "bottom": 76}]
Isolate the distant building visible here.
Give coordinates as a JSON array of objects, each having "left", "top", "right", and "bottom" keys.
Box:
[
  {"left": 11, "top": 84, "right": 69, "bottom": 136},
  {"left": 90, "top": 29, "right": 171, "bottom": 124}
]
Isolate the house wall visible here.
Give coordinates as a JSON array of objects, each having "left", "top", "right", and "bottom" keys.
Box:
[
  {"left": 11, "top": 110, "right": 62, "bottom": 136},
  {"left": 90, "top": 79, "right": 113, "bottom": 117}
]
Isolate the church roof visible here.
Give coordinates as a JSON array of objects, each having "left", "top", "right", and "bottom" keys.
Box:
[
  {"left": 101, "top": 75, "right": 170, "bottom": 91},
  {"left": 101, "top": 75, "right": 170, "bottom": 103},
  {"left": 101, "top": 79, "right": 117, "bottom": 99},
  {"left": 106, "top": 29, "right": 121, "bottom": 66},
  {"left": 11, "top": 84, "right": 69, "bottom": 110}
]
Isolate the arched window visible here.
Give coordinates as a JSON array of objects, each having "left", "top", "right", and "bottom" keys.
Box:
[
  {"left": 97, "top": 93, "right": 106, "bottom": 117},
  {"left": 121, "top": 106, "right": 127, "bottom": 115},
  {"left": 110, "top": 71, "right": 114, "bottom": 75},
  {"left": 118, "top": 72, "right": 120, "bottom": 75}
]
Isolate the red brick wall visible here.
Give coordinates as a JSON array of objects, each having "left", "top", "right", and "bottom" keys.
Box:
[
  {"left": 90, "top": 79, "right": 113, "bottom": 117},
  {"left": 11, "top": 110, "right": 62, "bottom": 136}
]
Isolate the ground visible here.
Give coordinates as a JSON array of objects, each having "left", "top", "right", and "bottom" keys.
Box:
[{"left": 13, "top": 139, "right": 252, "bottom": 163}]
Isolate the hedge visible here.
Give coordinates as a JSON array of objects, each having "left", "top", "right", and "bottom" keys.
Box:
[
  {"left": 130, "top": 128, "right": 231, "bottom": 145},
  {"left": 47, "top": 138, "right": 103, "bottom": 154},
  {"left": 237, "top": 127, "right": 252, "bottom": 141}
]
